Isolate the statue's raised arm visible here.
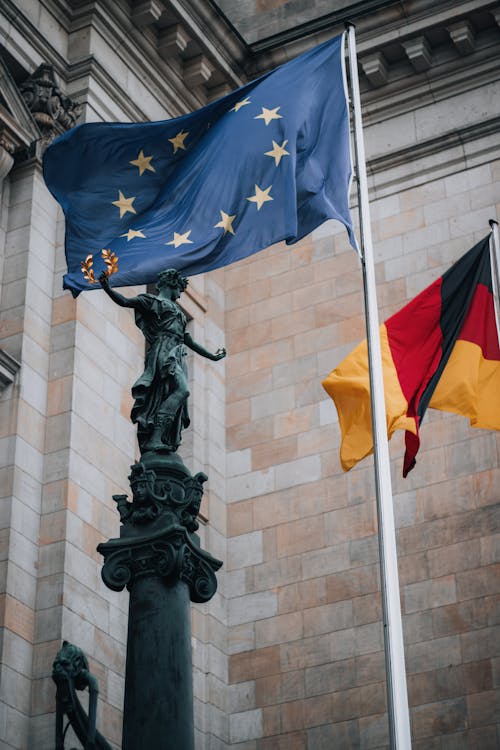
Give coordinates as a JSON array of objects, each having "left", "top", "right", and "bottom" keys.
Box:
[
  {"left": 100, "top": 269, "right": 225, "bottom": 455},
  {"left": 99, "top": 272, "right": 141, "bottom": 308}
]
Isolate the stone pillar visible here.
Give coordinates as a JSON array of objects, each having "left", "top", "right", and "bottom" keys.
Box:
[{"left": 98, "top": 451, "right": 222, "bottom": 749}]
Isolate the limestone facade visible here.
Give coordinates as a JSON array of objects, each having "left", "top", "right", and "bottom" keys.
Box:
[{"left": 0, "top": 0, "right": 499, "bottom": 748}]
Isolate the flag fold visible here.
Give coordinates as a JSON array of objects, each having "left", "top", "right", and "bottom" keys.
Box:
[
  {"left": 43, "top": 34, "right": 355, "bottom": 296},
  {"left": 322, "top": 235, "right": 500, "bottom": 476}
]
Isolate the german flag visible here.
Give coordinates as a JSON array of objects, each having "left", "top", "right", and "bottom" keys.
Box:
[{"left": 322, "top": 235, "right": 500, "bottom": 476}]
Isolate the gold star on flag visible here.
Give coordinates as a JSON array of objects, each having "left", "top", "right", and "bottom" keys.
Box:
[
  {"left": 121, "top": 229, "right": 146, "bottom": 241},
  {"left": 214, "top": 210, "right": 236, "bottom": 236},
  {"left": 265, "top": 139, "right": 289, "bottom": 166},
  {"left": 247, "top": 184, "right": 273, "bottom": 210},
  {"left": 112, "top": 190, "right": 137, "bottom": 218},
  {"left": 168, "top": 130, "right": 189, "bottom": 154},
  {"left": 130, "top": 150, "right": 155, "bottom": 175},
  {"left": 230, "top": 98, "right": 251, "bottom": 113},
  {"left": 255, "top": 107, "right": 282, "bottom": 126},
  {"left": 166, "top": 230, "right": 193, "bottom": 248}
]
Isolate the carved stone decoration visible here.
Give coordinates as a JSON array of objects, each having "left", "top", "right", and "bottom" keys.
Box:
[
  {"left": 98, "top": 525, "right": 221, "bottom": 602},
  {"left": 19, "top": 64, "right": 83, "bottom": 148}
]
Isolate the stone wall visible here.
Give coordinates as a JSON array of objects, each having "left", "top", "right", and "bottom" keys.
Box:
[{"left": 223, "top": 138, "right": 500, "bottom": 749}]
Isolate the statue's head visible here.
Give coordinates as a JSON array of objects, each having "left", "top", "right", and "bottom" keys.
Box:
[
  {"left": 53, "top": 641, "right": 89, "bottom": 685},
  {"left": 156, "top": 269, "right": 188, "bottom": 296},
  {"left": 129, "top": 462, "right": 156, "bottom": 505}
]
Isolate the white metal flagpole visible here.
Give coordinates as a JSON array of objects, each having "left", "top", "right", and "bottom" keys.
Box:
[
  {"left": 489, "top": 220, "right": 500, "bottom": 345},
  {"left": 345, "top": 23, "right": 412, "bottom": 749}
]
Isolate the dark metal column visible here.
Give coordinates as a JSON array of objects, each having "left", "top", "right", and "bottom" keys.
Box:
[
  {"left": 98, "top": 452, "right": 222, "bottom": 750},
  {"left": 123, "top": 576, "right": 193, "bottom": 749}
]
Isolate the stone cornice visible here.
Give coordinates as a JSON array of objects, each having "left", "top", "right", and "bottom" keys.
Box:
[
  {"left": 1, "top": 0, "right": 498, "bottom": 140},
  {"left": 364, "top": 116, "right": 500, "bottom": 200},
  {"left": 362, "top": 47, "right": 500, "bottom": 126}
]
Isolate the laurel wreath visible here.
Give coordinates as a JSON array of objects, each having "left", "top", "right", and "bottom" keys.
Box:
[{"left": 81, "top": 249, "right": 119, "bottom": 284}]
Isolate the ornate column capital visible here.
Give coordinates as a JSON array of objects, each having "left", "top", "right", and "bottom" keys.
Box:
[
  {"left": 98, "top": 523, "right": 222, "bottom": 602},
  {"left": 98, "top": 452, "right": 222, "bottom": 603}
]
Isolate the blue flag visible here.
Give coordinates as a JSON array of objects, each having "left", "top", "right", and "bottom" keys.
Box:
[{"left": 43, "top": 33, "right": 355, "bottom": 296}]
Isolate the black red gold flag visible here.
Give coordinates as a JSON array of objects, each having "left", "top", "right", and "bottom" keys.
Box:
[{"left": 322, "top": 235, "right": 500, "bottom": 476}]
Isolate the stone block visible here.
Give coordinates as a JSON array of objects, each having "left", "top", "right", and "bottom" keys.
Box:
[
  {"left": 349, "top": 534, "right": 379, "bottom": 568},
  {"left": 274, "top": 404, "right": 316, "bottom": 440},
  {"left": 306, "top": 718, "right": 359, "bottom": 749},
  {"left": 327, "top": 564, "right": 380, "bottom": 604},
  {"left": 404, "top": 575, "right": 457, "bottom": 614},
  {"left": 258, "top": 731, "right": 307, "bottom": 750},
  {"left": 228, "top": 531, "right": 263, "bottom": 570},
  {"left": 303, "top": 600, "right": 353, "bottom": 638},
  {"left": 255, "top": 612, "right": 303, "bottom": 649},
  {"left": 228, "top": 591, "right": 278, "bottom": 627},
  {"left": 398, "top": 505, "right": 500, "bottom": 556},
  {"left": 229, "top": 646, "right": 281, "bottom": 683},
  {"left": 252, "top": 556, "right": 301, "bottom": 592},
  {"left": 456, "top": 564, "right": 500, "bottom": 602},
  {"left": 408, "top": 664, "right": 464, "bottom": 706},
  {"left": 227, "top": 623, "right": 255, "bottom": 656},
  {"left": 396, "top": 550, "right": 428, "bottom": 587},
  {"left": 427, "top": 540, "right": 481, "bottom": 578},
  {"left": 411, "top": 697, "right": 467, "bottom": 739},
  {"left": 255, "top": 670, "right": 304, "bottom": 708},
  {"left": 2, "top": 628, "right": 33, "bottom": 677},
  {"left": 227, "top": 416, "right": 274, "bottom": 452},
  {"left": 481, "top": 534, "right": 500, "bottom": 566},
  {"left": 359, "top": 711, "right": 389, "bottom": 749},
  {"left": 229, "top": 709, "right": 262, "bottom": 743},
  {"left": 226, "top": 680, "right": 256, "bottom": 714},
  {"left": 251, "top": 435, "right": 297, "bottom": 472},
  {"left": 352, "top": 593, "right": 382, "bottom": 627},
  {"left": 444, "top": 433, "right": 497, "bottom": 479},
  {"left": 403, "top": 611, "right": 434, "bottom": 645},
  {"left": 407, "top": 635, "right": 462, "bottom": 674},
  {"left": 0, "top": 664, "right": 31, "bottom": 715},
  {"left": 227, "top": 500, "right": 254, "bottom": 537},
  {"left": 304, "top": 657, "right": 356, "bottom": 699},
  {"left": 301, "top": 693, "right": 332, "bottom": 728},
  {"left": 274, "top": 455, "right": 321, "bottom": 492},
  {"left": 441, "top": 726, "right": 499, "bottom": 750},
  {"left": 5, "top": 563, "right": 36, "bottom": 610},
  {"left": 355, "top": 622, "right": 383, "bottom": 656},
  {"left": 276, "top": 515, "right": 325, "bottom": 559},
  {"left": 301, "top": 544, "right": 350, "bottom": 581},
  {"left": 432, "top": 596, "right": 498, "bottom": 639},
  {"left": 461, "top": 625, "right": 500, "bottom": 663},
  {"left": 467, "top": 690, "right": 500, "bottom": 727}
]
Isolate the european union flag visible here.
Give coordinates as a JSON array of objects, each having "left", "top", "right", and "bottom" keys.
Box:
[{"left": 43, "top": 33, "right": 356, "bottom": 296}]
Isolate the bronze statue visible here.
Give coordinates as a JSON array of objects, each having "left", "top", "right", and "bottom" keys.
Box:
[
  {"left": 53, "top": 640, "right": 112, "bottom": 750},
  {"left": 100, "top": 269, "right": 225, "bottom": 453}
]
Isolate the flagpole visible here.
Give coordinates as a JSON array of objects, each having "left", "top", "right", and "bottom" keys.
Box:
[
  {"left": 489, "top": 220, "right": 500, "bottom": 344},
  {"left": 345, "top": 23, "right": 412, "bottom": 749}
]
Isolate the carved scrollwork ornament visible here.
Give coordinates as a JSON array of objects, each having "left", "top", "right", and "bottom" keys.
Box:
[
  {"left": 101, "top": 549, "right": 133, "bottom": 592},
  {"left": 179, "top": 545, "right": 219, "bottom": 603}
]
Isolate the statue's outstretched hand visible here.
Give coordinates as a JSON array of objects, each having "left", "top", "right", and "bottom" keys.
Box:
[
  {"left": 98, "top": 272, "right": 109, "bottom": 288},
  {"left": 214, "top": 347, "right": 226, "bottom": 361}
]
